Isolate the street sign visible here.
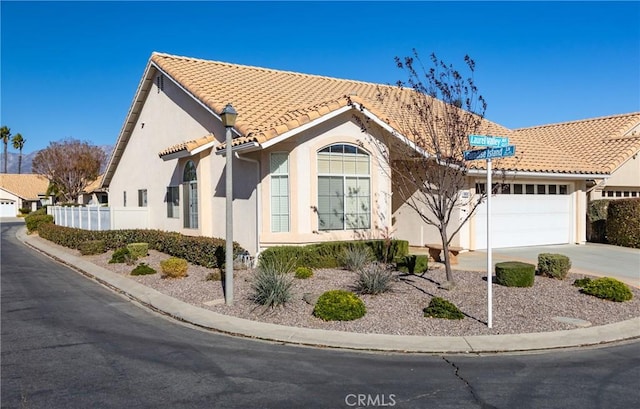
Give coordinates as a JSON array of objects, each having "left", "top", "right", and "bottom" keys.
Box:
[
  {"left": 463, "top": 145, "right": 516, "bottom": 161},
  {"left": 468, "top": 134, "right": 510, "bottom": 147}
]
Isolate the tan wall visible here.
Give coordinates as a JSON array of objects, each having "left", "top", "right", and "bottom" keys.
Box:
[
  {"left": 257, "top": 114, "right": 392, "bottom": 250},
  {"left": 590, "top": 153, "right": 640, "bottom": 201}
]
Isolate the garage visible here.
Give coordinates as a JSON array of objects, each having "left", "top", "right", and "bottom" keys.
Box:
[
  {"left": 473, "top": 183, "right": 572, "bottom": 249},
  {"left": 0, "top": 199, "right": 17, "bottom": 218}
]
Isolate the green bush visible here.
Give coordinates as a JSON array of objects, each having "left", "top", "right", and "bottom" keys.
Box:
[
  {"left": 35, "top": 224, "right": 244, "bottom": 268},
  {"left": 342, "top": 245, "right": 374, "bottom": 271},
  {"left": 423, "top": 297, "right": 465, "bottom": 320},
  {"left": 109, "top": 247, "right": 137, "bottom": 264},
  {"left": 396, "top": 254, "right": 429, "bottom": 275},
  {"left": 131, "top": 263, "right": 157, "bottom": 276},
  {"left": 78, "top": 240, "right": 106, "bottom": 255},
  {"left": 160, "top": 257, "right": 188, "bottom": 278},
  {"left": 537, "top": 253, "right": 571, "bottom": 280},
  {"left": 354, "top": 262, "right": 394, "bottom": 295},
  {"left": 19, "top": 207, "right": 32, "bottom": 215},
  {"left": 313, "top": 290, "right": 366, "bottom": 321},
  {"left": 250, "top": 258, "right": 295, "bottom": 307},
  {"left": 25, "top": 214, "right": 54, "bottom": 233},
  {"left": 606, "top": 198, "right": 640, "bottom": 248},
  {"left": 294, "top": 266, "right": 313, "bottom": 279},
  {"left": 587, "top": 199, "right": 611, "bottom": 243},
  {"left": 573, "top": 277, "right": 592, "bottom": 288},
  {"left": 495, "top": 261, "right": 535, "bottom": 287},
  {"left": 580, "top": 277, "right": 633, "bottom": 302},
  {"left": 126, "top": 242, "right": 149, "bottom": 259}
]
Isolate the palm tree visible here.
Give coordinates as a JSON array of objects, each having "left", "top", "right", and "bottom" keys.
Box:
[
  {"left": 0, "top": 126, "right": 10, "bottom": 174},
  {"left": 11, "top": 133, "right": 26, "bottom": 174}
]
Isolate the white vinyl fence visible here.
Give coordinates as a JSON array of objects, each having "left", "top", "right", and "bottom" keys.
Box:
[{"left": 48, "top": 206, "right": 149, "bottom": 231}]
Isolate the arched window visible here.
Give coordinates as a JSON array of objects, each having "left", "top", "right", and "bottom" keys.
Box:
[
  {"left": 183, "top": 160, "right": 198, "bottom": 228},
  {"left": 317, "top": 144, "right": 370, "bottom": 230}
]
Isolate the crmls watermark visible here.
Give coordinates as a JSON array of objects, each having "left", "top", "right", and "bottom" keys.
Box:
[{"left": 344, "top": 394, "right": 396, "bottom": 407}]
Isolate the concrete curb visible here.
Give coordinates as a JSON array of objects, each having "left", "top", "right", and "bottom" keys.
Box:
[{"left": 17, "top": 227, "right": 640, "bottom": 354}]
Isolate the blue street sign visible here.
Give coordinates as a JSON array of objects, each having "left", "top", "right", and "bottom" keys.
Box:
[
  {"left": 463, "top": 145, "right": 516, "bottom": 161},
  {"left": 468, "top": 134, "right": 510, "bottom": 147}
]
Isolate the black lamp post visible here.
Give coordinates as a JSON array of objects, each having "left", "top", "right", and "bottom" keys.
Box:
[{"left": 221, "top": 103, "right": 237, "bottom": 305}]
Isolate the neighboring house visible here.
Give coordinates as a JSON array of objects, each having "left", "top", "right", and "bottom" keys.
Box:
[
  {"left": 101, "top": 52, "right": 640, "bottom": 254},
  {"left": 77, "top": 175, "right": 109, "bottom": 205},
  {"left": 0, "top": 174, "right": 51, "bottom": 217}
]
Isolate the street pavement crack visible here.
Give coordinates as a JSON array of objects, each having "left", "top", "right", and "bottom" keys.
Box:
[{"left": 442, "top": 357, "right": 499, "bottom": 409}]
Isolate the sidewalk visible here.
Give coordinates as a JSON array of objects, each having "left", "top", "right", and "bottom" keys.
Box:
[{"left": 18, "top": 227, "right": 640, "bottom": 354}]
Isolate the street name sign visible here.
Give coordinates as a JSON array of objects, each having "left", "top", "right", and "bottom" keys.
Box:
[
  {"left": 463, "top": 145, "right": 516, "bottom": 161},
  {"left": 468, "top": 134, "right": 510, "bottom": 147}
]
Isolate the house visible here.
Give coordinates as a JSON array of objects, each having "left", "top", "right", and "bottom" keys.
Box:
[
  {"left": 101, "top": 52, "right": 640, "bottom": 254},
  {"left": 0, "top": 174, "right": 51, "bottom": 217},
  {"left": 77, "top": 175, "right": 109, "bottom": 205}
]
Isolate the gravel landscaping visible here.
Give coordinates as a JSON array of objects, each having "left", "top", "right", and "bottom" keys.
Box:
[{"left": 36, "top": 236, "right": 640, "bottom": 337}]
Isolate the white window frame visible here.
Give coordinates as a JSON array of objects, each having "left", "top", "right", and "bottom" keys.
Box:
[{"left": 270, "top": 152, "right": 290, "bottom": 232}]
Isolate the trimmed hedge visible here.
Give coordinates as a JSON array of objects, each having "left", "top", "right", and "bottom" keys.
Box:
[
  {"left": 160, "top": 257, "right": 188, "bottom": 278},
  {"left": 396, "top": 254, "right": 428, "bottom": 275},
  {"left": 423, "top": 297, "right": 464, "bottom": 320},
  {"left": 537, "top": 253, "right": 571, "bottom": 280},
  {"left": 606, "top": 198, "right": 640, "bottom": 248},
  {"left": 495, "top": 261, "right": 535, "bottom": 287},
  {"left": 127, "top": 242, "right": 149, "bottom": 259},
  {"left": 587, "top": 199, "right": 611, "bottom": 243},
  {"left": 313, "top": 290, "right": 366, "bottom": 321},
  {"left": 36, "top": 224, "right": 244, "bottom": 268},
  {"left": 78, "top": 240, "right": 106, "bottom": 255},
  {"left": 258, "top": 239, "right": 409, "bottom": 269},
  {"left": 131, "top": 263, "right": 157, "bottom": 276},
  {"left": 25, "top": 214, "right": 54, "bottom": 233}
]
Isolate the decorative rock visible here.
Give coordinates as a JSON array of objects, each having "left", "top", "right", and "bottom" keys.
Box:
[
  {"left": 303, "top": 292, "right": 320, "bottom": 306},
  {"left": 552, "top": 316, "right": 592, "bottom": 327}
]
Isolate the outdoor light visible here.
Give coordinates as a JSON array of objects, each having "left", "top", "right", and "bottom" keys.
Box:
[
  {"left": 220, "top": 103, "right": 238, "bottom": 127},
  {"left": 223, "top": 103, "right": 237, "bottom": 305}
]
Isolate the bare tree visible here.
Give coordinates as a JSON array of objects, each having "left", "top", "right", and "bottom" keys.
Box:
[
  {"left": 350, "top": 51, "right": 508, "bottom": 287},
  {"left": 32, "top": 138, "right": 106, "bottom": 203}
]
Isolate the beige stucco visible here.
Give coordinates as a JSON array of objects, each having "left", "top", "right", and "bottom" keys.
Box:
[{"left": 589, "top": 152, "right": 640, "bottom": 201}]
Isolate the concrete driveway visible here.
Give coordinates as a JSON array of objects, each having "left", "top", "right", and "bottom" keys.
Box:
[{"left": 455, "top": 243, "right": 640, "bottom": 287}]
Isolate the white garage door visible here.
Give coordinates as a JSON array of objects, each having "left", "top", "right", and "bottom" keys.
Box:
[
  {"left": 0, "top": 200, "right": 17, "bottom": 218},
  {"left": 473, "top": 183, "right": 572, "bottom": 249}
]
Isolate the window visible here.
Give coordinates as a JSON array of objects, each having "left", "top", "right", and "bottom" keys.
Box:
[
  {"left": 317, "top": 144, "right": 370, "bottom": 230},
  {"left": 123, "top": 191, "right": 127, "bottom": 207},
  {"left": 270, "top": 153, "right": 289, "bottom": 232},
  {"left": 537, "top": 185, "right": 546, "bottom": 194},
  {"left": 548, "top": 185, "right": 557, "bottom": 195},
  {"left": 559, "top": 185, "right": 568, "bottom": 195},
  {"left": 475, "top": 183, "right": 486, "bottom": 194},
  {"left": 525, "top": 184, "right": 535, "bottom": 194},
  {"left": 183, "top": 160, "right": 198, "bottom": 228},
  {"left": 166, "top": 186, "right": 179, "bottom": 218},
  {"left": 138, "top": 189, "right": 148, "bottom": 207}
]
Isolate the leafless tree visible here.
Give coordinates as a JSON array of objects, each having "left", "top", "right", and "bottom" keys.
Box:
[
  {"left": 32, "top": 138, "right": 106, "bottom": 203},
  {"left": 350, "top": 51, "right": 509, "bottom": 287}
]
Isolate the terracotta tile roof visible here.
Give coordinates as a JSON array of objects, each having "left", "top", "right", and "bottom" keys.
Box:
[
  {"left": 84, "top": 174, "right": 105, "bottom": 193},
  {"left": 0, "top": 174, "right": 50, "bottom": 200},
  {"left": 107, "top": 52, "right": 639, "bottom": 177},
  {"left": 158, "top": 134, "right": 215, "bottom": 158}
]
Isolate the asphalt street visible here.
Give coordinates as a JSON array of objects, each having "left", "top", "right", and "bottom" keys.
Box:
[{"left": 2, "top": 221, "right": 639, "bottom": 409}]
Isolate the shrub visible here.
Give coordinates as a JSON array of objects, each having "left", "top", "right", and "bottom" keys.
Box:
[
  {"left": 78, "top": 240, "right": 106, "bottom": 255},
  {"left": 160, "top": 257, "right": 189, "bottom": 278},
  {"left": 294, "top": 266, "right": 313, "bottom": 279},
  {"left": 606, "top": 198, "right": 640, "bottom": 248},
  {"left": 580, "top": 277, "right": 633, "bottom": 302},
  {"left": 423, "top": 297, "right": 465, "bottom": 320},
  {"left": 537, "top": 253, "right": 571, "bottom": 280},
  {"left": 250, "top": 258, "right": 295, "bottom": 307},
  {"left": 19, "top": 207, "right": 32, "bottom": 215},
  {"left": 495, "top": 261, "right": 535, "bottom": 287},
  {"left": 126, "top": 242, "right": 149, "bottom": 259},
  {"left": 25, "top": 214, "right": 54, "bottom": 233},
  {"left": 342, "top": 245, "right": 374, "bottom": 271},
  {"left": 573, "top": 277, "right": 592, "bottom": 288},
  {"left": 205, "top": 269, "right": 223, "bottom": 281},
  {"left": 354, "top": 262, "right": 394, "bottom": 295},
  {"left": 396, "top": 254, "right": 428, "bottom": 275},
  {"left": 131, "top": 263, "right": 157, "bottom": 276},
  {"left": 313, "top": 290, "right": 366, "bottom": 321},
  {"left": 587, "top": 199, "right": 611, "bottom": 243},
  {"left": 109, "top": 247, "right": 137, "bottom": 265}
]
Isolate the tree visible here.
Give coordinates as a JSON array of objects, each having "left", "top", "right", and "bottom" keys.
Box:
[
  {"left": 11, "top": 133, "right": 26, "bottom": 174},
  {"left": 350, "top": 51, "right": 507, "bottom": 288},
  {"left": 1, "top": 126, "right": 10, "bottom": 173},
  {"left": 32, "top": 138, "right": 106, "bottom": 203}
]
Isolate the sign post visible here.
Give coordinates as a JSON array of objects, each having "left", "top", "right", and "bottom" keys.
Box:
[{"left": 465, "top": 135, "right": 515, "bottom": 328}]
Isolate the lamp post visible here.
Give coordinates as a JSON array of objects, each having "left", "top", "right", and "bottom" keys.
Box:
[{"left": 221, "top": 103, "right": 237, "bottom": 305}]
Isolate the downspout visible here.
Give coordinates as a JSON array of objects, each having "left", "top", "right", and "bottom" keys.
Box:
[{"left": 235, "top": 152, "right": 261, "bottom": 258}]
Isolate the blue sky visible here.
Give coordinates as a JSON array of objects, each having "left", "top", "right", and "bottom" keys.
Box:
[{"left": 2, "top": 1, "right": 639, "bottom": 154}]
